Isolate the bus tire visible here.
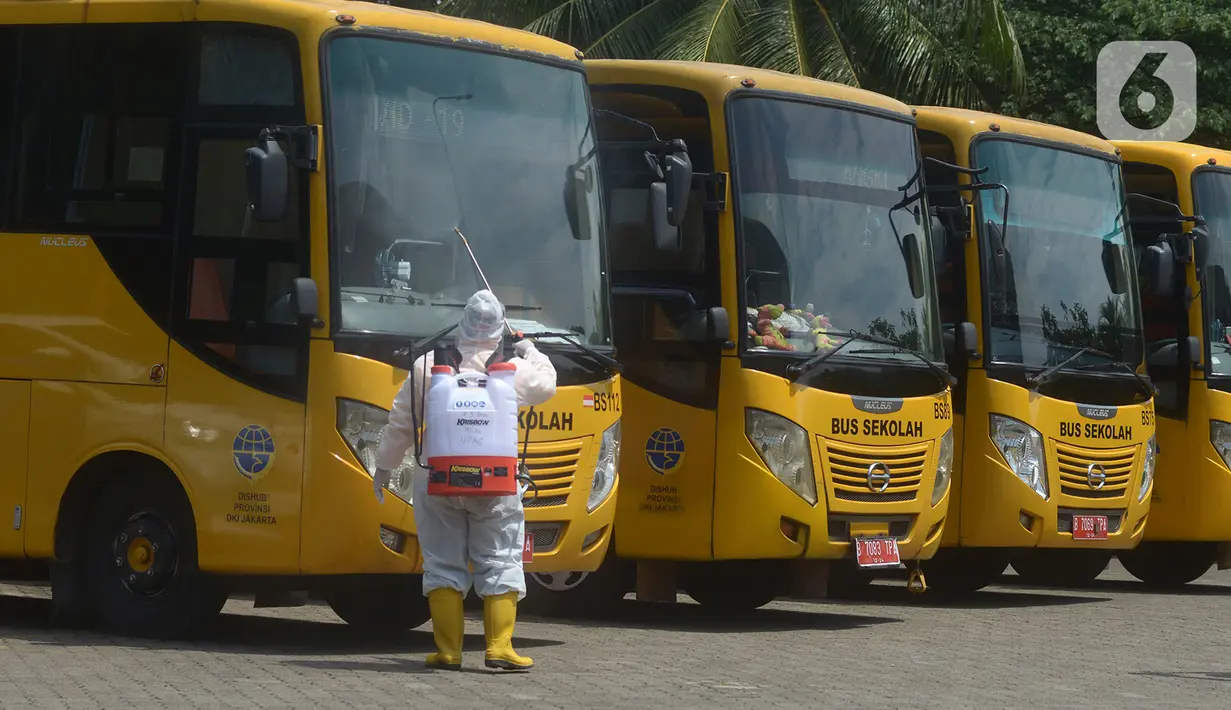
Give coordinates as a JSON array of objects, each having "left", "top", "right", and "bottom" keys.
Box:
[
  {"left": 1119, "top": 542, "right": 1216, "bottom": 588},
  {"left": 1009, "top": 549, "right": 1112, "bottom": 587},
  {"left": 921, "top": 548, "right": 1009, "bottom": 596},
  {"left": 83, "top": 470, "right": 225, "bottom": 639},
  {"left": 522, "top": 554, "right": 633, "bottom": 618},
  {"left": 324, "top": 576, "right": 430, "bottom": 632},
  {"left": 683, "top": 561, "right": 782, "bottom": 612}
]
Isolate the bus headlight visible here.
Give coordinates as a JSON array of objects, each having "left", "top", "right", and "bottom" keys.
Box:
[
  {"left": 336, "top": 399, "right": 418, "bottom": 504},
  {"left": 746, "top": 409, "right": 817, "bottom": 505},
  {"left": 1210, "top": 421, "right": 1231, "bottom": 471},
  {"left": 989, "top": 414, "right": 1048, "bottom": 499},
  {"left": 1139, "top": 435, "right": 1157, "bottom": 502},
  {"left": 932, "top": 428, "right": 955, "bottom": 506},
  {"left": 588, "top": 420, "right": 620, "bottom": 512}
]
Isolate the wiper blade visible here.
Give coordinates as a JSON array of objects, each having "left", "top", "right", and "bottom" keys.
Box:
[
  {"left": 432, "top": 302, "right": 543, "bottom": 311},
  {"left": 1026, "top": 346, "right": 1114, "bottom": 390},
  {"left": 846, "top": 348, "right": 957, "bottom": 387},
  {"left": 785, "top": 329, "right": 901, "bottom": 381},
  {"left": 1071, "top": 361, "right": 1158, "bottom": 398},
  {"left": 524, "top": 331, "right": 623, "bottom": 375}
]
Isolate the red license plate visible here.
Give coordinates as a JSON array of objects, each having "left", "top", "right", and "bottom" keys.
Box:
[
  {"left": 522, "top": 532, "right": 534, "bottom": 563},
  {"left": 1071, "top": 515, "right": 1109, "bottom": 540},
  {"left": 854, "top": 537, "right": 901, "bottom": 568}
]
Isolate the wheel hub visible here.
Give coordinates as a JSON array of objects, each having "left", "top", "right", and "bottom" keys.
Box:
[
  {"left": 112, "top": 514, "right": 178, "bottom": 596},
  {"left": 530, "top": 571, "right": 590, "bottom": 592}
]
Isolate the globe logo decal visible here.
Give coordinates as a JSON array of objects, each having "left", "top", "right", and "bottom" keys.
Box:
[
  {"left": 233, "top": 425, "right": 276, "bottom": 481},
  {"left": 644, "top": 427, "right": 685, "bottom": 476}
]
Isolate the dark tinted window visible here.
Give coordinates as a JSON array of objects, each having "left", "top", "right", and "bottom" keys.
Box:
[
  {"left": 15, "top": 24, "right": 187, "bottom": 233},
  {"left": 1123, "top": 162, "right": 1187, "bottom": 417}
]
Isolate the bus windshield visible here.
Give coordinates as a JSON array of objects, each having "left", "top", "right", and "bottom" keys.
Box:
[
  {"left": 1196, "top": 170, "right": 1231, "bottom": 376},
  {"left": 975, "top": 139, "right": 1142, "bottom": 370},
  {"left": 325, "top": 35, "right": 609, "bottom": 345},
  {"left": 729, "top": 97, "right": 943, "bottom": 362}
]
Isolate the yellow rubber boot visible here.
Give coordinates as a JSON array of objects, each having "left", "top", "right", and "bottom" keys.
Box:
[
  {"left": 483, "top": 591, "right": 534, "bottom": 671},
  {"left": 425, "top": 588, "right": 464, "bottom": 670}
]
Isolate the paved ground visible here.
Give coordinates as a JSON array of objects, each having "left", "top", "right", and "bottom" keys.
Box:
[{"left": 0, "top": 561, "right": 1228, "bottom": 709}]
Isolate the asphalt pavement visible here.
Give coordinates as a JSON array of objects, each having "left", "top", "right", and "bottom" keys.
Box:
[{"left": 0, "top": 560, "right": 1228, "bottom": 709}]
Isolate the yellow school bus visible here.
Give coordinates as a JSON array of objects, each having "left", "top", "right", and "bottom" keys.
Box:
[
  {"left": 532, "top": 59, "right": 955, "bottom": 612},
  {"left": 0, "top": 0, "right": 619, "bottom": 638},
  {"left": 1110, "top": 140, "right": 1231, "bottom": 586},
  {"left": 911, "top": 107, "right": 1157, "bottom": 591}
]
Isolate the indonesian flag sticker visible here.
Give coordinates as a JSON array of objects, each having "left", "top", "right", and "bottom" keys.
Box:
[{"left": 582, "top": 394, "right": 594, "bottom": 408}]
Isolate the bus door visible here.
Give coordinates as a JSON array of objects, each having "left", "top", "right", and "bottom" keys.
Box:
[
  {"left": 920, "top": 128, "right": 973, "bottom": 542},
  {"left": 598, "top": 108, "right": 724, "bottom": 559},
  {"left": 0, "top": 26, "right": 25, "bottom": 558},
  {"left": 163, "top": 26, "right": 312, "bottom": 574},
  {"left": 1121, "top": 162, "right": 1192, "bottom": 521}
]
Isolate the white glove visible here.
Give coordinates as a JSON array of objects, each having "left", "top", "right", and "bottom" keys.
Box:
[
  {"left": 374, "top": 467, "right": 393, "bottom": 503},
  {"left": 513, "top": 339, "right": 535, "bottom": 357}
]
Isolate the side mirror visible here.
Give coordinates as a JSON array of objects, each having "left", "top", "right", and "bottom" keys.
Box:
[
  {"left": 563, "top": 164, "right": 593, "bottom": 241},
  {"left": 986, "top": 220, "right": 1007, "bottom": 283},
  {"left": 706, "top": 306, "right": 730, "bottom": 343},
  {"left": 959, "top": 321, "right": 978, "bottom": 356},
  {"left": 290, "top": 277, "right": 321, "bottom": 327},
  {"left": 664, "top": 152, "right": 693, "bottom": 227},
  {"left": 929, "top": 216, "right": 947, "bottom": 277},
  {"left": 1144, "top": 241, "right": 1177, "bottom": 298},
  {"left": 1192, "top": 225, "right": 1210, "bottom": 270},
  {"left": 677, "top": 306, "right": 730, "bottom": 343},
  {"left": 245, "top": 132, "right": 290, "bottom": 223},
  {"left": 1186, "top": 335, "right": 1202, "bottom": 365},
  {"left": 1101, "top": 241, "right": 1128, "bottom": 295},
  {"left": 649, "top": 182, "right": 682, "bottom": 252},
  {"left": 901, "top": 232, "right": 925, "bottom": 299}
]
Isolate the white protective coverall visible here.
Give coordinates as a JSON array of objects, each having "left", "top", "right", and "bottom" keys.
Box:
[{"left": 373, "top": 290, "right": 557, "bottom": 600}]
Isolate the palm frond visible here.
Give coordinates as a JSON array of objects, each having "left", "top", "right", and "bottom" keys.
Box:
[
  {"left": 583, "top": 0, "right": 694, "bottom": 59},
  {"left": 655, "top": 0, "right": 757, "bottom": 65},
  {"left": 741, "top": 0, "right": 813, "bottom": 77},
  {"left": 839, "top": 0, "right": 1009, "bottom": 107}
]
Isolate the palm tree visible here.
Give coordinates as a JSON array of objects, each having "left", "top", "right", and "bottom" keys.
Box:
[{"left": 425, "top": 0, "right": 1025, "bottom": 108}]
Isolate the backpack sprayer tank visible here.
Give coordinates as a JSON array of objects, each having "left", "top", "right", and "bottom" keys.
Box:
[{"left": 425, "top": 361, "right": 521, "bottom": 496}]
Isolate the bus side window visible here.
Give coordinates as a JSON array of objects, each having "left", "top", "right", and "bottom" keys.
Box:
[
  {"left": 1123, "top": 162, "right": 1187, "bottom": 419},
  {"left": 175, "top": 25, "right": 308, "bottom": 396},
  {"left": 595, "top": 85, "right": 722, "bottom": 409},
  {"left": 15, "top": 24, "right": 186, "bottom": 233},
  {"left": 0, "top": 27, "right": 16, "bottom": 228}
]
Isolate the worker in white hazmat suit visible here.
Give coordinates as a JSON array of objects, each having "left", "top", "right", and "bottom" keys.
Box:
[{"left": 374, "top": 289, "right": 556, "bottom": 672}]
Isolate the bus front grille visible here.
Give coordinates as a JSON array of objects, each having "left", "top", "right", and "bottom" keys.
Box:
[
  {"left": 1054, "top": 441, "right": 1136, "bottom": 500},
  {"left": 821, "top": 439, "right": 930, "bottom": 503},
  {"left": 519, "top": 437, "right": 586, "bottom": 503}
]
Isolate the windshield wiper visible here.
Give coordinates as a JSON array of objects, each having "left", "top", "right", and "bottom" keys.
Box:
[
  {"left": 432, "top": 302, "right": 543, "bottom": 312},
  {"left": 845, "top": 347, "right": 957, "bottom": 387},
  {"left": 524, "top": 331, "right": 624, "bottom": 375},
  {"left": 1070, "top": 361, "right": 1158, "bottom": 398},
  {"left": 786, "top": 329, "right": 934, "bottom": 382},
  {"left": 1026, "top": 346, "right": 1114, "bottom": 390}
]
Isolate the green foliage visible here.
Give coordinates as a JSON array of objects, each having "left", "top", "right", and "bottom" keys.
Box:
[
  {"left": 998, "top": 0, "right": 1231, "bottom": 148},
  {"left": 424, "top": 0, "right": 1025, "bottom": 108}
]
